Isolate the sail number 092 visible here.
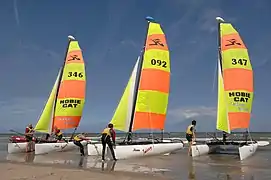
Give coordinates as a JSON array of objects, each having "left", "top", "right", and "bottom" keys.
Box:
[
  {"left": 67, "top": 72, "right": 83, "bottom": 78},
  {"left": 150, "top": 59, "right": 167, "bottom": 68},
  {"left": 232, "top": 58, "right": 247, "bottom": 66}
]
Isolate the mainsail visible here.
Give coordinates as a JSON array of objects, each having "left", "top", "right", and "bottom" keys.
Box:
[
  {"left": 216, "top": 17, "right": 253, "bottom": 133},
  {"left": 110, "top": 17, "right": 170, "bottom": 135},
  {"left": 35, "top": 36, "right": 86, "bottom": 133}
]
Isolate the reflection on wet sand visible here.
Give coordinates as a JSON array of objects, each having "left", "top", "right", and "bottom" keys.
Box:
[
  {"left": 6, "top": 151, "right": 258, "bottom": 179},
  {"left": 192, "top": 154, "right": 255, "bottom": 179},
  {"left": 188, "top": 160, "right": 196, "bottom": 180},
  {"left": 6, "top": 153, "right": 170, "bottom": 175},
  {"left": 101, "top": 160, "right": 116, "bottom": 171},
  {"left": 6, "top": 153, "right": 35, "bottom": 163}
]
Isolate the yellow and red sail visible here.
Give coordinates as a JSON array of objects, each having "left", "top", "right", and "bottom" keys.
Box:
[
  {"left": 52, "top": 40, "right": 86, "bottom": 129},
  {"left": 132, "top": 22, "right": 170, "bottom": 131},
  {"left": 110, "top": 20, "right": 170, "bottom": 132},
  {"left": 216, "top": 19, "right": 253, "bottom": 133},
  {"left": 35, "top": 38, "right": 86, "bottom": 133}
]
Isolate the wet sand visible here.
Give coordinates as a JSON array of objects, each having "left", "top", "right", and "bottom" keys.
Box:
[
  {"left": 0, "top": 162, "right": 169, "bottom": 180},
  {"left": 2, "top": 145, "right": 271, "bottom": 179}
]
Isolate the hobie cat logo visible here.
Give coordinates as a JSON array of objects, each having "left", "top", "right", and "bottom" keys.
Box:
[
  {"left": 68, "top": 55, "right": 81, "bottom": 61},
  {"left": 149, "top": 38, "right": 164, "bottom": 47},
  {"left": 225, "top": 38, "right": 242, "bottom": 46}
]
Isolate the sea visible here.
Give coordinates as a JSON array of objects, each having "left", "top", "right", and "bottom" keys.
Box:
[{"left": 1, "top": 132, "right": 271, "bottom": 180}]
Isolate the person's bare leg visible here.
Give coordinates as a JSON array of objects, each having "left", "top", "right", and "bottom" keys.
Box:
[
  {"left": 188, "top": 142, "right": 192, "bottom": 156},
  {"left": 26, "top": 142, "right": 29, "bottom": 152},
  {"left": 31, "top": 141, "right": 34, "bottom": 151}
]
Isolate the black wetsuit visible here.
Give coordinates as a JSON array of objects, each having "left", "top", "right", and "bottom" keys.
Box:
[
  {"left": 45, "top": 133, "right": 50, "bottom": 140},
  {"left": 101, "top": 129, "right": 116, "bottom": 161},
  {"left": 56, "top": 134, "right": 63, "bottom": 141},
  {"left": 74, "top": 141, "right": 84, "bottom": 156},
  {"left": 73, "top": 135, "right": 85, "bottom": 156},
  {"left": 222, "top": 132, "right": 227, "bottom": 142}
]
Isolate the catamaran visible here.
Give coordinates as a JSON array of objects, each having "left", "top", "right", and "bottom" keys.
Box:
[
  {"left": 191, "top": 17, "right": 259, "bottom": 160},
  {"left": 8, "top": 35, "right": 88, "bottom": 154},
  {"left": 87, "top": 17, "right": 184, "bottom": 160}
]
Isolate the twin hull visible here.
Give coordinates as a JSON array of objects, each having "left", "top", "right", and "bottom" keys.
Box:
[
  {"left": 87, "top": 142, "right": 183, "bottom": 160},
  {"left": 7, "top": 141, "right": 88, "bottom": 154},
  {"left": 191, "top": 142, "right": 258, "bottom": 160}
]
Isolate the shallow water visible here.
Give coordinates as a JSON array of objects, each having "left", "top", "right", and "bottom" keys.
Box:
[{"left": 1, "top": 133, "right": 271, "bottom": 179}]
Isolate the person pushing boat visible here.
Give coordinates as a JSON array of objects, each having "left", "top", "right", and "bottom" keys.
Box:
[
  {"left": 53, "top": 126, "right": 65, "bottom": 142},
  {"left": 101, "top": 123, "right": 117, "bottom": 161},
  {"left": 25, "top": 124, "right": 35, "bottom": 152},
  {"left": 73, "top": 133, "right": 90, "bottom": 156},
  {"left": 186, "top": 120, "right": 196, "bottom": 156}
]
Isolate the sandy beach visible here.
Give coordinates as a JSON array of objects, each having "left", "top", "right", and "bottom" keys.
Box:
[
  {"left": 2, "top": 133, "right": 271, "bottom": 179},
  {"left": 0, "top": 162, "right": 169, "bottom": 180}
]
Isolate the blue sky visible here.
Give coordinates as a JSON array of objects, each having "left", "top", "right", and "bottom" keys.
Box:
[{"left": 0, "top": 0, "right": 271, "bottom": 133}]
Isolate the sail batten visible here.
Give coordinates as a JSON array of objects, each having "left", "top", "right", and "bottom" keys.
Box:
[{"left": 216, "top": 20, "right": 253, "bottom": 132}]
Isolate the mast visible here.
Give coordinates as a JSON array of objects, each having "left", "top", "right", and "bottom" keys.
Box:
[
  {"left": 50, "top": 35, "right": 75, "bottom": 133},
  {"left": 216, "top": 17, "right": 224, "bottom": 87},
  {"left": 216, "top": 17, "right": 229, "bottom": 136},
  {"left": 126, "top": 17, "right": 154, "bottom": 142}
]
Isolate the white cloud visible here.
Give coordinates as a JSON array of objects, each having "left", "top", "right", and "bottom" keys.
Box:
[
  {"left": 168, "top": 106, "right": 217, "bottom": 120},
  {"left": 13, "top": 0, "right": 20, "bottom": 27}
]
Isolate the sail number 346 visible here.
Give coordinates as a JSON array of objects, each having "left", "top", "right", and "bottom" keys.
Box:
[
  {"left": 67, "top": 72, "right": 83, "bottom": 78},
  {"left": 151, "top": 59, "right": 167, "bottom": 68},
  {"left": 232, "top": 58, "right": 247, "bottom": 66}
]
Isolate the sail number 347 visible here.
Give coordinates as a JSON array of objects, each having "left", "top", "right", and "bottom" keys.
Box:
[
  {"left": 67, "top": 72, "right": 83, "bottom": 78},
  {"left": 232, "top": 58, "right": 247, "bottom": 66},
  {"left": 151, "top": 59, "right": 167, "bottom": 68}
]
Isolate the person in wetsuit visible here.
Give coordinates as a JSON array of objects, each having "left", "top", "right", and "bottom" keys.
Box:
[
  {"left": 101, "top": 123, "right": 117, "bottom": 161},
  {"left": 73, "top": 133, "right": 90, "bottom": 156},
  {"left": 25, "top": 124, "right": 35, "bottom": 152},
  {"left": 45, "top": 133, "right": 50, "bottom": 141},
  {"left": 222, "top": 131, "right": 227, "bottom": 143},
  {"left": 53, "top": 126, "right": 64, "bottom": 142},
  {"left": 186, "top": 120, "right": 196, "bottom": 156}
]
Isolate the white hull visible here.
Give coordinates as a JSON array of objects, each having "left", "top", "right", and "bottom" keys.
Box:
[
  {"left": 8, "top": 142, "right": 33, "bottom": 154},
  {"left": 35, "top": 141, "right": 88, "bottom": 155},
  {"left": 191, "top": 142, "right": 258, "bottom": 160},
  {"left": 87, "top": 142, "right": 183, "bottom": 160},
  {"left": 239, "top": 143, "right": 258, "bottom": 160},
  {"left": 178, "top": 137, "right": 269, "bottom": 147}
]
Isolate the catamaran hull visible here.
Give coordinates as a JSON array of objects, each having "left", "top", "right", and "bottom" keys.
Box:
[
  {"left": 87, "top": 142, "right": 183, "bottom": 160},
  {"left": 8, "top": 142, "right": 33, "bottom": 154},
  {"left": 35, "top": 141, "right": 88, "bottom": 155},
  {"left": 191, "top": 142, "right": 258, "bottom": 160}
]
